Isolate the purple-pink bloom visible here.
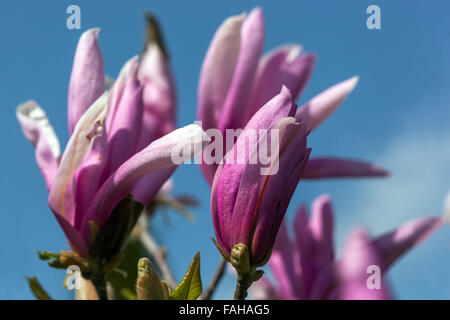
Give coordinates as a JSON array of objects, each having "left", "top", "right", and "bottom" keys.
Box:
[
  {"left": 16, "top": 29, "right": 201, "bottom": 257},
  {"left": 211, "top": 87, "right": 311, "bottom": 266},
  {"left": 251, "top": 195, "right": 442, "bottom": 300},
  {"left": 197, "top": 7, "right": 388, "bottom": 185}
]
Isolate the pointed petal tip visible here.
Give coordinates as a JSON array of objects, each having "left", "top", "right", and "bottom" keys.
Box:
[
  {"left": 82, "top": 28, "right": 101, "bottom": 40},
  {"left": 346, "top": 75, "right": 359, "bottom": 91},
  {"left": 223, "top": 11, "right": 246, "bottom": 26},
  {"left": 285, "top": 44, "right": 303, "bottom": 61},
  {"left": 315, "top": 193, "right": 332, "bottom": 205},
  {"left": 16, "top": 99, "right": 38, "bottom": 115},
  {"left": 280, "top": 84, "right": 294, "bottom": 100},
  {"left": 250, "top": 6, "right": 263, "bottom": 17},
  {"left": 245, "top": 6, "right": 265, "bottom": 29}
]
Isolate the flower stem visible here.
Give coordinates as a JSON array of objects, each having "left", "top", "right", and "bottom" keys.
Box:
[
  {"left": 233, "top": 272, "right": 253, "bottom": 300},
  {"left": 90, "top": 272, "right": 108, "bottom": 300}
]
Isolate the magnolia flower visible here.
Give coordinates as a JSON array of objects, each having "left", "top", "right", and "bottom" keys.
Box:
[
  {"left": 251, "top": 195, "right": 442, "bottom": 300},
  {"left": 197, "top": 7, "right": 387, "bottom": 185},
  {"left": 16, "top": 29, "right": 203, "bottom": 257},
  {"left": 211, "top": 87, "right": 311, "bottom": 268}
]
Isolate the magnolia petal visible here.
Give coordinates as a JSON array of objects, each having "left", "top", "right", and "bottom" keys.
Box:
[
  {"left": 269, "top": 221, "right": 302, "bottom": 299},
  {"left": 197, "top": 12, "right": 245, "bottom": 131},
  {"left": 48, "top": 92, "right": 109, "bottom": 226},
  {"left": 213, "top": 87, "right": 295, "bottom": 253},
  {"left": 309, "top": 194, "right": 334, "bottom": 264},
  {"left": 249, "top": 277, "right": 279, "bottom": 300},
  {"left": 54, "top": 213, "right": 89, "bottom": 257},
  {"left": 103, "top": 57, "right": 144, "bottom": 176},
  {"left": 249, "top": 45, "right": 315, "bottom": 121},
  {"left": 303, "top": 157, "right": 389, "bottom": 179},
  {"left": 73, "top": 131, "right": 108, "bottom": 229},
  {"left": 82, "top": 124, "right": 210, "bottom": 240},
  {"left": 68, "top": 28, "right": 105, "bottom": 134},
  {"left": 293, "top": 204, "right": 313, "bottom": 258},
  {"left": 218, "top": 7, "right": 265, "bottom": 132},
  {"left": 295, "top": 76, "right": 359, "bottom": 131},
  {"left": 139, "top": 43, "right": 176, "bottom": 140},
  {"left": 137, "top": 112, "right": 163, "bottom": 152},
  {"left": 199, "top": 160, "right": 218, "bottom": 187},
  {"left": 16, "top": 100, "right": 61, "bottom": 191},
  {"left": 372, "top": 217, "right": 443, "bottom": 272},
  {"left": 130, "top": 167, "right": 176, "bottom": 205},
  {"left": 211, "top": 162, "right": 229, "bottom": 252},
  {"left": 251, "top": 146, "right": 311, "bottom": 265},
  {"left": 231, "top": 117, "right": 305, "bottom": 255},
  {"left": 338, "top": 229, "right": 392, "bottom": 300}
]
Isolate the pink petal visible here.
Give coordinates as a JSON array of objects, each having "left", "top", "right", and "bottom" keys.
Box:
[
  {"left": 295, "top": 76, "right": 359, "bottom": 131},
  {"left": 130, "top": 167, "right": 176, "bottom": 205},
  {"left": 73, "top": 131, "right": 108, "bottom": 229},
  {"left": 139, "top": 43, "right": 176, "bottom": 142},
  {"left": 293, "top": 204, "right": 313, "bottom": 257},
  {"left": 303, "top": 157, "right": 389, "bottom": 179},
  {"left": 197, "top": 12, "right": 245, "bottom": 131},
  {"left": 48, "top": 92, "right": 109, "bottom": 227},
  {"left": 16, "top": 100, "right": 60, "bottom": 191},
  {"left": 218, "top": 7, "right": 265, "bottom": 132},
  {"left": 372, "top": 217, "right": 443, "bottom": 272},
  {"left": 308, "top": 194, "right": 334, "bottom": 264},
  {"left": 103, "top": 56, "right": 143, "bottom": 176},
  {"left": 68, "top": 28, "right": 105, "bottom": 134},
  {"left": 269, "top": 221, "right": 302, "bottom": 299},
  {"left": 54, "top": 213, "right": 89, "bottom": 257},
  {"left": 213, "top": 86, "right": 295, "bottom": 254},
  {"left": 338, "top": 229, "right": 392, "bottom": 300},
  {"left": 249, "top": 119, "right": 310, "bottom": 264},
  {"left": 249, "top": 45, "right": 315, "bottom": 121},
  {"left": 249, "top": 277, "right": 279, "bottom": 300},
  {"left": 81, "top": 124, "right": 209, "bottom": 241}
]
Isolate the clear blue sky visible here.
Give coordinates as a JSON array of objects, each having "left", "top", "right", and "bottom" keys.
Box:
[{"left": 1, "top": 1, "right": 449, "bottom": 299}]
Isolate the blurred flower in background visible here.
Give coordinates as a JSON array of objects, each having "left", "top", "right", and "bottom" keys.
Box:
[{"left": 250, "top": 195, "right": 443, "bottom": 300}]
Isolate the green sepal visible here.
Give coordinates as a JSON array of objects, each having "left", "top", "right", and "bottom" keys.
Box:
[
  {"left": 27, "top": 276, "right": 52, "bottom": 300},
  {"left": 88, "top": 195, "right": 144, "bottom": 265},
  {"left": 37, "top": 251, "right": 60, "bottom": 261},
  {"left": 36, "top": 251, "right": 64, "bottom": 269},
  {"left": 168, "top": 252, "right": 202, "bottom": 300},
  {"left": 106, "top": 239, "right": 146, "bottom": 300},
  {"left": 142, "top": 12, "right": 169, "bottom": 59}
]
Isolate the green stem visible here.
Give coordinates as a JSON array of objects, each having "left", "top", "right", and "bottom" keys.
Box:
[{"left": 233, "top": 272, "right": 253, "bottom": 300}]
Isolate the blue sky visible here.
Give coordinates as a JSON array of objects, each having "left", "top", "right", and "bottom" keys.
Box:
[{"left": 1, "top": 1, "right": 449, "bottom": 299}]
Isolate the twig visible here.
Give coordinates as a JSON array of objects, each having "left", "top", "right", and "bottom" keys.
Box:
[
  {"left": 200, "top": 258, "right": 227, "bottom": 300},
  {"left": 137, "top": 215, "right": 177, "bottom": 288}
]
